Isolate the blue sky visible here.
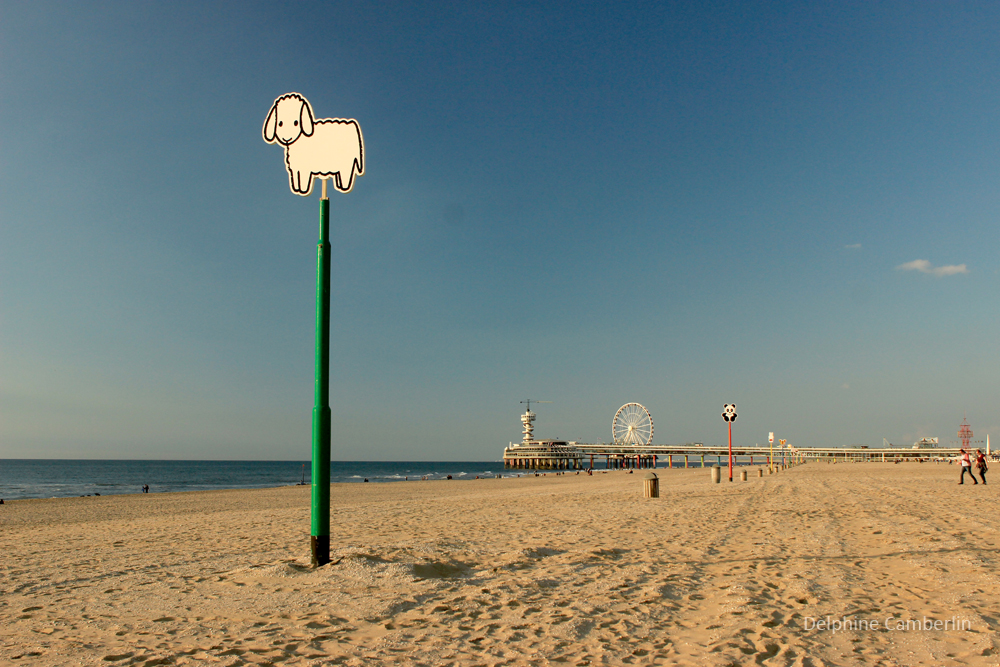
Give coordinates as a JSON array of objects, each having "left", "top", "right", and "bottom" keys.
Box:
[{"left": 2, "top": 1, "right": 998, "bottom": 460}]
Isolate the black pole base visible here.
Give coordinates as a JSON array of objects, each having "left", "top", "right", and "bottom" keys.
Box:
[{"left": 311, "top": 535, "right": 330, "bottom": 567}]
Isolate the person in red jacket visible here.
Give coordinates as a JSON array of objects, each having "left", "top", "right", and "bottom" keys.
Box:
[{"left": 975, "top": 449, "right": 988, "bottom": 485}]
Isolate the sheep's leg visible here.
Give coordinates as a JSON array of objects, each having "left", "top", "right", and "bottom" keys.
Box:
[
  {"left": 291, "top": 170, "right": 310, "bottom": 194},
  {"left": 335, "top": 169, "right": 353, "bottom": 192}
]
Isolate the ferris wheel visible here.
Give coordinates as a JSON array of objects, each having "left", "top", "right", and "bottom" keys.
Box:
[{"left": 613, "top": 403, "right": 654, "bottom": 445}]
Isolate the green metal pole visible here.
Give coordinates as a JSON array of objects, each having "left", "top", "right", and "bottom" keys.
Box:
[{"left": 311, "top": 195, "right": 331, "bottom": 566}]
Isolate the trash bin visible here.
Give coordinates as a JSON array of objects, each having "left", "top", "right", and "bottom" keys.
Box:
[
  {"left": 711, "top": 465, "right": 721, "bottom": 484},
  {"left": 643, "top": 472, "right": 659, "bottom": 498}
]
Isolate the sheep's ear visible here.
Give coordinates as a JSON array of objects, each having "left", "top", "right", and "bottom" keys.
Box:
[
  {"left": 300, "top": 100, "right": 314, "bottom": 137},
  {"left": 263, "top": 103, "right": 278, "bottom": 143}
]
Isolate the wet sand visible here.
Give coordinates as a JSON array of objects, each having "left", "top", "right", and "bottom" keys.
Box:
[{"left": 2, "top": 462, "right": 999, "bottom": 666}]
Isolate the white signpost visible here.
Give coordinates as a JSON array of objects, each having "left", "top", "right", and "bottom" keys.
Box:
[
  {"left": 264, "top": 93, "right": 364, "bottom": 567},
  {"left": 263, "top": 93, "right": 365, "bottom": 196}
]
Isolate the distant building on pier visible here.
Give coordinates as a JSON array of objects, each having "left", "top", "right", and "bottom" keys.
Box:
[{"left": 503, "top": 406, "right": 584, "bottom": 470}]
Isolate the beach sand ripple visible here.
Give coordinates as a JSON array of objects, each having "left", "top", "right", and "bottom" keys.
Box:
[{"left": 2, "top": 463, "right": 999, "bottom": 665}]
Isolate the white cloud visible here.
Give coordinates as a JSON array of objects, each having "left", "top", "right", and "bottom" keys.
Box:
[
  {"left": 844, "top": 243, "right": 862, "bottom": 249},
  {"left": 896, "top": 259, "right": 968, "bottom": 277}
]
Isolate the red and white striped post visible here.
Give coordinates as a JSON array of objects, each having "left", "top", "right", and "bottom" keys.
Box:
[
  {"left": 722, "top": 404, "right": 738, "bottom": 482},
  {"left": 728, "top": 421, "right": 733, "bottom": 481}
]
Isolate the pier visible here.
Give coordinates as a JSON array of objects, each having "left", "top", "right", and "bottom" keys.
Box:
[
  {"left": 502, "top": 405, "right": 972, "bottom": 471},
  {"left": 503, "top": 442, "right": 969, "bottom": 470}
]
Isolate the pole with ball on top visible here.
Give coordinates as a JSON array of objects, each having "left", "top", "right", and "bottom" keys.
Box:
[{"left": 262, "top": 92, "right": 365, "bottom": 567}]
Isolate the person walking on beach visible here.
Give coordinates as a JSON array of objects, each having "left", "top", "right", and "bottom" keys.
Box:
[
  {"left": 959, "top": 448, "right": 977, "bottom": 485},
  {"left": 975, "top": 449, "right": 988, "bottom": 485}
]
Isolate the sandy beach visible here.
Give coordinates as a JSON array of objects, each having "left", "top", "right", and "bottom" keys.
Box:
[{"left": 2, "top": 462, "right": 999, "bottom": 666}]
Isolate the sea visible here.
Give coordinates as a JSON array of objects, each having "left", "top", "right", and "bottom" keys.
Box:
[
  {"left": 0, "top": 460, "right": 505, "bottom": 501},
  {"left": 0, "top": 456, "right": 773, "bottom": 501}
]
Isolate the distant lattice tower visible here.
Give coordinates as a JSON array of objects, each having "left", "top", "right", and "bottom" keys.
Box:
[{"left": 959, "top": 416, "right": 973, "bottom": 449}]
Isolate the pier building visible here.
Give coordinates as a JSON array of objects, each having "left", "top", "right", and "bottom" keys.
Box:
[{"left": 502, "top": 405, "right": 584, "bottom": 470}]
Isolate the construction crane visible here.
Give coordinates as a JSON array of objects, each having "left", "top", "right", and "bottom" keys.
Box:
[{"left": 520, "top": 399, "right": 552, "bottom": 413}]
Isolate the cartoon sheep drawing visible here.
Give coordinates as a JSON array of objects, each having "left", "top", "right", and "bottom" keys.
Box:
[{"left": 262, "top": 93, "right": 364, "bottom": 196}]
